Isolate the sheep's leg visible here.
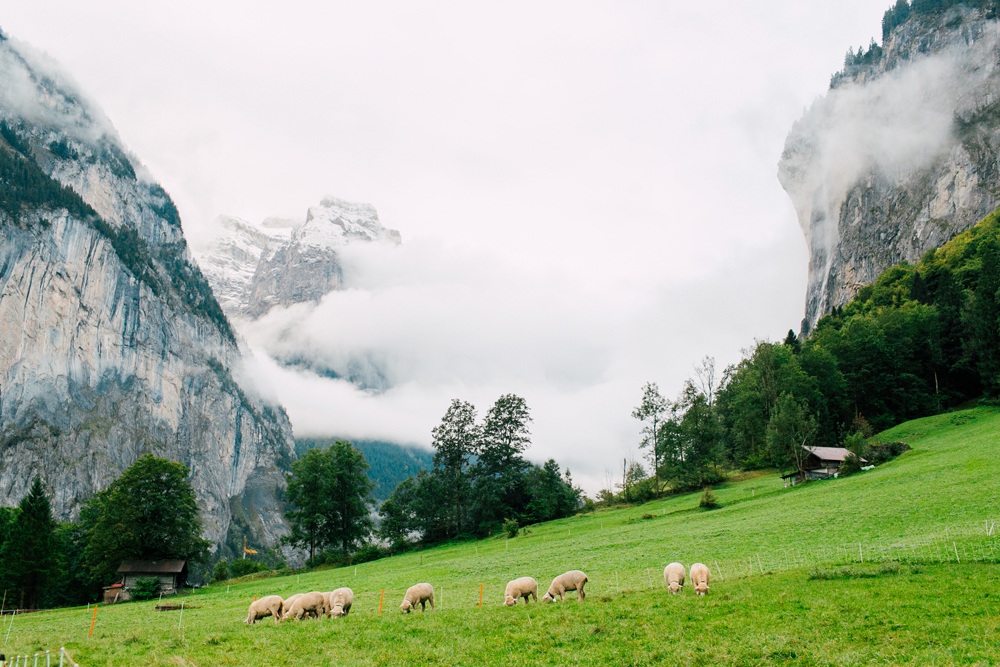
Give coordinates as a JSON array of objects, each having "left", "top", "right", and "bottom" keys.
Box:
[{"left": 578, "top": 584, "right": 586, "bottom": 601}]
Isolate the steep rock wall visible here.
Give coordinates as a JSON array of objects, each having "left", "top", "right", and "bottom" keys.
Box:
[
  {"left": 0, "top": 34, "right": 295, "bottom": 560},
  {"left": 779, "top": 5, "right": 1000, "bottom": 331}
]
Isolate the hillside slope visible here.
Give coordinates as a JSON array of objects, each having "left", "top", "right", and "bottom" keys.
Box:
[{"left": 6, "top": 407, "right": 999, "bottom": 664}]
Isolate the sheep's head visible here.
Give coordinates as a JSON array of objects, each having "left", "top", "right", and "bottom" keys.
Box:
[
  {"left": 695, "top": 583, "right": 709, "bottom": 596},
  {"left": 541, "top": 593, "right": 554, "bottom": 603},
  {"left": 331, "top": 605, "right": 345, "bottom": 617},
  {"left": 668, "top": 582, "right": 682, "bottom": 594},
  {"left": 400, "top": 600, "right": 412, "bottom": 613},
  {"left": 504, "top": 595, "right": 517, "bottom": 607}
]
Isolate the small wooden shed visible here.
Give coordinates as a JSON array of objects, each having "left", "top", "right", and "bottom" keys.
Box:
[
  {"left": 117, "top": 560, "right": 188, "bottom": 600},
  {"left": 782, "top": 446, "right": 867, "bottom": 486}
]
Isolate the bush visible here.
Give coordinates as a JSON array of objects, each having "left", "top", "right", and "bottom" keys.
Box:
[
  {"left": 212, "top": 560, "right": 229, "bottom": 582},
  {"left": 502, "top": 518, "right": 519, "bottom": 539},
  {"left": 230, "top": 558, "right": 268, "bottom": 578},
  {"left": 641, "top": 513, "right": 654, "bottom": 520},
  {"left": 698, "top": 487, "right": 720, "bottom": 509},
  {"left": 869, "top": 440, "right": 910, "bottom": 465},
  {"left": 131, "top": 577, "right": 159, "bottom": 601},
  {"left": 839, "top": 453, "right": 864, "bottom": 477}
]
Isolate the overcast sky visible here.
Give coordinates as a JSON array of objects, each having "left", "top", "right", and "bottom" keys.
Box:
[{"left": 5, "top": 1, "right": 889, "bottom": 492}]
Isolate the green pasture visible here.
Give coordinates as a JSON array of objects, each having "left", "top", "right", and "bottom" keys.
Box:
[{"left": 8, "top": 407, "right": 1000, "bottom": 665}]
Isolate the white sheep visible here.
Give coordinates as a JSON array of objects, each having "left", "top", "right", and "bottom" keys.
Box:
[
  {"left": 326, "top": 587, "right": 354, "bottom": 618},
  {"left": 541, "top": 570, "right": 588, "bottom": 602},
  {"left": 280, "top": 593, "right": 304, "bottom": 620},
  {"left": 690, "top": 562, "right": 710, "bottom": 596},
  {"left": 286, "top": 591, "right": 327, "bottom": 620},
  {"left": 503, "top": 577, "right": 538, "bottom": 606},
  {"left": 244, "top": 595, "right": 284, "bottom": 624},
  {"left": 664, "top": 562, "right": 685, "bottom": 594},
  {"left": 400, "top": 583, "right": 435, "bottom": 613}
]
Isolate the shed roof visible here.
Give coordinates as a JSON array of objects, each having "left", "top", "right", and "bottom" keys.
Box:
[
  {"left": 117, "top": 560, "right": 187, "bottom": 574},
  {"left": 805, "top": 446, "right": 866, "bottom": 463}
]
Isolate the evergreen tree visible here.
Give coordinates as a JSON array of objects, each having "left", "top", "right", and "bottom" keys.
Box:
[
  {"left": 81, "top": 456, "right": 210, "bottom": 587},
  {"left": 327, "top": 440, "right": 375, "bottom": 560},
  {"left": 970, "top": 240, "right": 1000, "bottom": 395},
  {"left": 766, "top": 393, "right": 818, "bottom": 474},
  {"left": 783, "top": 329, "right": 802, "bottom": 354},
  {"left": 631, "top": 382, "right": 668, "bottom": 497},
  {"left": 284, "top": 448, "right": 335, "bottom": 561},
  {"left": 474, "top": 394, "right": 532, "bottom": 531},
  {"left": 431, "top": 399, "right": 480, "bottom": 537},
  {"left": 1, "top": 478, "right": 59, "bottom": 609}
]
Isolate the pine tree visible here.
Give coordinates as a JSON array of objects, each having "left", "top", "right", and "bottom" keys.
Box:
[
  {"left": 632, "top": 382, "right": 668, "bottom": 497},
  {"left": 431, "top": 399, "right": 480, "bottom": 537},
  {"left": 327, "top": 440, "right": 375, "bottom": 560},
  {"left": 2, "top": 477, "right": 59, "bottom": 609}
]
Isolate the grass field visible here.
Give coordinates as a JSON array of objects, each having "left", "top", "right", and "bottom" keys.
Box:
[{"left": 8, "top": 407, "right": 1000, "bottom": 665}]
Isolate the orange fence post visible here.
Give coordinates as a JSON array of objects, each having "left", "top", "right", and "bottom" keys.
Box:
[
  {"left": 88, "top": 604, "right": 98, "bottom": 638},
  {"left": 379, "top": 590, "right": 384, "bottom": 614},
  {"left": 479, "top": 584, "right": 482, "bottom": 609}
]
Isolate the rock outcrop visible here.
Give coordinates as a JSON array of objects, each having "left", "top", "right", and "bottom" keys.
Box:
[
  {"left": 195, "top": 197, "right": 400, "bottom": 321},
  {"left": 0, "top": 33, "right": 295, "bottom": 560},
  {"left": 779, "top": 5, "right": 1000, "bottom": 332}
]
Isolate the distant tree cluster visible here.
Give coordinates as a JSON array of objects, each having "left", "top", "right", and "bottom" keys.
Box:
[
  {"left": 0, "top": 456, "right": 210, "bottom": 609},
  {"left": 378, "top": 395, "right": 582, "bottom": 549},
  {"left": 282, "top": 440, "right": 375, "bottom": 564},
  {"left": 631, "top": 208, "right": 1000, "bottom": 486}
]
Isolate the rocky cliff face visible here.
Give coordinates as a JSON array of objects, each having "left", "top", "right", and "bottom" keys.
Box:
[
  {"left": 195, "top": 197, "right": 400, "bottom": 321},
  {"left": 779, "top": 5, "right": 1000, "bottom": 332},
  {"left": 0, "top": 33, "right": 296, "bottom": 561}
]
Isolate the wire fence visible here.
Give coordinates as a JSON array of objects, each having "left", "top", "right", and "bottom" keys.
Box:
[{"left": 2, "top": 647, "right": 78, "bottom": 667}]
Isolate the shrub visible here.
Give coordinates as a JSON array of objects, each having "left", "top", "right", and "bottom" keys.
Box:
[
  {"left": 698, "top": 487, "right": 719, "bottom": 509},
  {"left": 502, "top": 518, "right": 519, "bottom": 539},
  {"left": 131, "top": 577, "right": 159, "bottom": 601},
  {"left": 641, "top": 513, "right": 653, "bottom": 520},
  {"left": 230, "top": 558, "right": 268, "bottom": 578},
  {"left": 212, "top": 560, "right": 229, "bottom": 582},
  {"left": 839, "top": 453, "right": 864, "bottom": 477}
]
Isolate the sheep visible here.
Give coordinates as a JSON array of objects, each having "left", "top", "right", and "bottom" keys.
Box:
[
  {"left": 503, "top": 577, "right": 538, "bottom": 606},
  {"left": 400, "top": 583, "right": 435, "bottom": 613},
  {"left": 690, "top": 563, "right": 711, "bottom": 596},
  {"left": 664, "top": 562, "right": 685, "bottom": 594},
  {"left": 244, "top": 595, "right": 284, "bottom": 624},
  {"left": 286, "top": 591, "right": 328, "bottom": 620},
  {"left": 280, "top": 593, "right": 304, "bottom": 620},
  {"left": 326, "top": 587, "right": 354, "bottom": 618},
  {"left": 541, "top": 570, "right": 588, "bottom": 602}
]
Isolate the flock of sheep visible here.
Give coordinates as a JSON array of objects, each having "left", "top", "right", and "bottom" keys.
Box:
[{"left": 244, "top": 562, "right": 711, "bottom": 624}]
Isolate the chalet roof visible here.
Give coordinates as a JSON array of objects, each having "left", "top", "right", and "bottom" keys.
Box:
[
  {"left": 805, "top": 446, "right": 865, "bottom": 463},
  {"left": 117, "top": 560, "right": 187, "bottom": 574}
]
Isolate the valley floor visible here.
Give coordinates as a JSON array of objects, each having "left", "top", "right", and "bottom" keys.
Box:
[{"left": 11, "top": 407, "right": 1000, "bottom": 665}]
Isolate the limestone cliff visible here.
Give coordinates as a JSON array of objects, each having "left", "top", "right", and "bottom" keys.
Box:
[
  {"left": 0, "top": 33, "right": 295, "bottom": 561},
  {"left": 779, "top": 4, "right": 1000, "bottom": 332}
]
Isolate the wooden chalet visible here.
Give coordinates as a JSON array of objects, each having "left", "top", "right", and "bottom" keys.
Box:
[
  {"left": 781, "top": 446, "right": 867, "bottom": 486},
  {"left": 115, "top": 560, "right": 188, "bottom": 601}
]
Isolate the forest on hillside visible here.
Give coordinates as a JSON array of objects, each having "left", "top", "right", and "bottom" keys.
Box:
[{"left": 618, "top": 208, "right": 1000, "bottom": 502}]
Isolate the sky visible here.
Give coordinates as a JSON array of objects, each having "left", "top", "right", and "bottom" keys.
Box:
[{"left": 4, "top": 1, "right": 890, "bottom": 493}]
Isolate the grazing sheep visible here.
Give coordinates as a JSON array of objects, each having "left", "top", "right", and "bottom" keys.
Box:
[
  {"left": 244, "top": 595, "right": 284, "bottom": 624},
  {"left": 503, "top": 577, "right": 538, "bottom": 606},
  {"left": 280, "top": 593, "right": 304, "bottom": 620},
  {"left": 664, "top": 562, "right": 685, "bottom": 594},
  {"left": 690, "top": 563, "right": 710, "bottom": 596},
  {"left": 286, "top": 591, "right": 327, "bottom": 620},
  {"left": 400, "top": 583, "right": 435, "bottom": 613},
  {"left": 327, "top": 588, "right": 354, "bottom": 618},
  {"left": 541, "top": 570, "right": 588, "bottom": 602}
]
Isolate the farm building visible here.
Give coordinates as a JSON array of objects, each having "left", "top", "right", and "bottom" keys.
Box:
[
  {"left": 781, "top": 446, "right": 866, "bottom": 486},
  {"left": 115, "top": 560, "right": 188, "bottom": 601}
]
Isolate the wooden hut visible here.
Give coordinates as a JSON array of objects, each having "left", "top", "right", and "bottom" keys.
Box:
[
  {"left": 116, "top": 560, "right": 188, "bottom": 600},
  {"left": 781, "top": 446, "right": 867, "bottom": 486}
]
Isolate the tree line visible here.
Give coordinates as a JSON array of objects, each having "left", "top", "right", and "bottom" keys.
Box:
[
  {"left": 625, "top": 209, "right": 1000, "bottom": 498},
  {"left": 0, "top": 456, "right": 209, "bottom": 609}
]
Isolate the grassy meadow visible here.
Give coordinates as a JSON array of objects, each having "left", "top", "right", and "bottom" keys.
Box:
[{"left": 8, "top": 407, "right": 1000, "bottom": 665}]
